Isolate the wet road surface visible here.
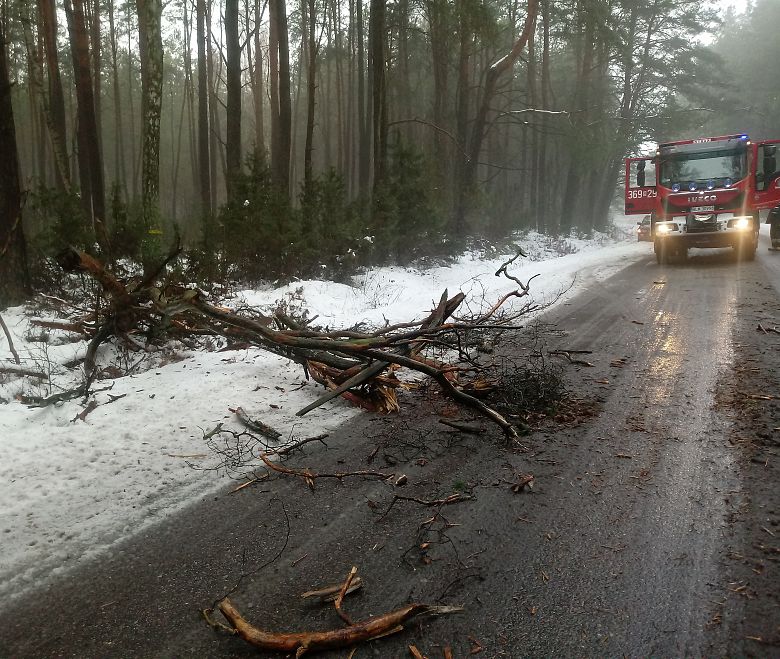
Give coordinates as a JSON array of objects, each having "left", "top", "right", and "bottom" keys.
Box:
[{"left": 1, "top": 238, "right": 779, "bottom": 657}]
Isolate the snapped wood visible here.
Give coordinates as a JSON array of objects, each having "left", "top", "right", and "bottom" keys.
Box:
[{"left": 217, "top": 597, "right": 462, "bottom": 656}]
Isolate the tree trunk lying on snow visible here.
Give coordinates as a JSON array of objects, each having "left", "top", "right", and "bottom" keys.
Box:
[{"left": 56, "top": 247, "right": 540, "bottom": 438}]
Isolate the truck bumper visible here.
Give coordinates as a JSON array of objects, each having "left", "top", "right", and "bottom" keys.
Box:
[{"left": 658, "top": 232, "right": 754, "bottom": 249}]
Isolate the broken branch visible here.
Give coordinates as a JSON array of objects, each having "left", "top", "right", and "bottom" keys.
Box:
[
  {"left": 333, "top": 566, "right": 359, "bottom": 626},
  {"left": 301, "top": 576, "right": 364, "bottom": 602},
  {"left": 216, "top": 597, "right": 462, "bottom": 656},
  {"left": 0, "top": 312, "right": 20, "bottom": 364},
  {"left": 232, "top": 406, "right": 283, "bottom": 440},
  {"left": 257, "top": 451, "right": 392, "bottom": 489},
  {"left": 0, "top": 365, "right": 47, "bottom": 379}
]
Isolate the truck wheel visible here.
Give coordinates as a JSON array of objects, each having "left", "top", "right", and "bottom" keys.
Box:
[
  {"left": 675, "top": 247, "right": 688, "bottom": 264},
  {"left": 736, "top": 238, "right": 757, "bottom": 261},
  {"left": 654, "top": 240, "right": 665, "bottom": 264}
]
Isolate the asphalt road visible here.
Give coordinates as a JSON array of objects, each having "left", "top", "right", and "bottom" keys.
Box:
[{"left": 2, "top": 236, "right": 779, "bottom": 658}]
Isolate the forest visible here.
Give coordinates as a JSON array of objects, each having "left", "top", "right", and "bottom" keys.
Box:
[{"left": 1, "top": 0, "right": 779, "bottom": 306}]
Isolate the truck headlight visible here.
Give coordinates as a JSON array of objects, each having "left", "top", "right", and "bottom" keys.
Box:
[
  {"left": 731, "top": 217, "right": 751, "bottom": 230},
  {"left": 656, "top": 223, "right": 674, "bottom": 234}
]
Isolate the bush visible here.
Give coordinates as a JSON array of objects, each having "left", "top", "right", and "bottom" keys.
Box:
[
  {"left": 107, "top": 183, "right": 145, "bottom": 260},
  {"left": 371, "top": 141, "right": 449, "bottom": 266},
  {"left": 297, "top": 170, "right": 364, "bottom": 280},
  {"left": 26, "top": 186, "right": 93, "bottom": 254},
  {"left": 207, "top": 155, "right": 296, "bottom": 282},
  {"left": 206, "top": 157, "right": 366, "bottom": 285}
]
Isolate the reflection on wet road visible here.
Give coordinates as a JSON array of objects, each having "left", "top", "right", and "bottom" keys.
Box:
[{"left": 515, "top": 245, "right": 750, "bottom": 655}]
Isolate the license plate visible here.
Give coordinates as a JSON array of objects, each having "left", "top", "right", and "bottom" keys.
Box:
[{"left": 690, "top": 205, "right": 715, "bottom": 212}]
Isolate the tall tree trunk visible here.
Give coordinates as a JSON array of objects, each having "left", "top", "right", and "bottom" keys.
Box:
[
  {"left": 538, "top": 0, "right": 551, "bottom": 230},
  {"left": 526, "top": 13, "right": 539, "bottom": 228},
  {"left": 196, "top": 0, "right": 211, "bottom": 215},
  {"left": 356, "top": 0, "right": 369, "bottom": 198},
  {"left": 594, "top": 1, "right": 655, "bottom": 231},
  {"left": 559, "top": 0, "right": 593, "bottom": 232},
  {"left": 38, "top": 0, "right": 71, "bottom": 189},
  {"left": 136, "top": 0, "right": 163, "bottom": 266},
  {"left": 269, "top": 0, "right": 280, "bottom": 179},
  {"left": 269, "top": 0, "right": 291, "bottom": 196},
  {"left": 207, "top": 0, "right": 220, "bottom": 211},
  {"left": 107, "top": 0, "right": 127, "bottom": 196},
  {"left": 127, "top": 26, "right": 139, "bottom": 199},
  {"left": 332, "top": 0, "right": 344, "bottom": 174},
  {"left": 64, "top": 0, "right": 108, "bottom": 250},
  {"left": 368, "top": 0, "right": 386, "bottom": 194},
  {"left": 171, "top": 83, "right": 188, "bottom": 222},
  {"left": 428, "top": 0, "right": 449, "bottom": 184},
  {"left": 183, "top": 0, "right": 198, "bottom": 216},
  {"left": 345, "top": 0, "right": 355, "bottom": 195},
  {"left": 453, "top": 0, "right": 471, "bottom": 233},
  {"left": 88, "top": 0, "right": 103, "bottom": 167},
  {"left": 459, "top": 0, "right": 538, "bottom": 230},
  {"left": 250, "top": 0, "right": 266, "bottom": 159},
  {"left": 225, "top": 0, "right": 241, "bottom": 198},
  {"left": 302, "top": 0, "right": 316, "bottom": 188},
  {"left": 0, "top": 16, "right": 30, "bottom": 306},
  {"left": 20, "top": 2, "right": 46, "bottom": 184},
  {"left": 277, "top": 0, "right": 292, "bottom": 197}
]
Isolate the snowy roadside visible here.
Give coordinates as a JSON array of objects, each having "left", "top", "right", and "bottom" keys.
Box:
[{"left": 0, "top": 231, "right": 647, "bottom": 602}]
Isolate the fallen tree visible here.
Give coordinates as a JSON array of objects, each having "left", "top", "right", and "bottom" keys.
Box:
[{"left": 53, "top": 247, "right": 543, "bottom": 437}]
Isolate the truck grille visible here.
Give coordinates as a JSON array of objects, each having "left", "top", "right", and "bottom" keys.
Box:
[{"left": 686, "top": 216, "right": 718, "bottom": 233}]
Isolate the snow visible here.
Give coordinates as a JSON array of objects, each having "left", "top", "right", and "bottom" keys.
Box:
[{"left": 0, "top": 226, "right": 646, "bottom": 601}]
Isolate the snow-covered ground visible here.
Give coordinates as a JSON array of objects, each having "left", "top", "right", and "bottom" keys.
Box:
[{"left": 0, "top": 227, "right": 647, "bottom": 601}]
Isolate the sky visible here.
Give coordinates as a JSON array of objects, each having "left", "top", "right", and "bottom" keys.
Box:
[
  {"left": 719, "top": 0, "right": 749, "bottom": 12},
  {"left": 0, "top": 223, "right": 648, "bottom": 603}
]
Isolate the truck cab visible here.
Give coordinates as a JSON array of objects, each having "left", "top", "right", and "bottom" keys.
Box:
[{"left": 625, "top": 134, "right": 780, "bottom": 263}]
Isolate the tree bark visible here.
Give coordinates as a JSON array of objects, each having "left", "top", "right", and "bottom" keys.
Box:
[
  {"left": 88, "top": 0, "right": 103, "bottom": 169},
  {"left": 38, "top": 0, "right": 71, "bottom": 189},
  {"left": 356, "top": 0, "right": 369, "bottom": 199},
  {"left": 368, "top": 0, "right": 386, "bottom": 194},
  {"left": 0, "top": 18, "right": 30, "bottom": 306},
  {"left": 136, "top": 0, "right": 164, "bottom": 267},
  {"left": 225, "top": 0, "right": 242, "bottom": 198},
  {"left": 196, "top": 0, "right": 212, "bottom": 215},
  {"left": 107, "top": 0, "right": 127, "bottom": 196},
  {"left": 251, "top": 0, "right": 266, "bottom": 159},
  {"left": 455, "top": 0, "right": 539, "bottom": 234},
  {"left": 302, "top": 0, "right": 316, "bottom": 189},
  {"left": 269, "top": 0, "right": 291, "bottom": 196},
  {"left": 559, "top": 0, "right": 593, "bottom": 232},
  {"left": 63, "top": 0, "right": 108, "bottom": 250},
  {"left": 427, "top": 0, "right": 449, "bottom": 185}
]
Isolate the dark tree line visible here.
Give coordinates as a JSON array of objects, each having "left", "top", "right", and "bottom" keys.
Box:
[{"left": 1, "top": 0, "right": 771, "bottom": 305}]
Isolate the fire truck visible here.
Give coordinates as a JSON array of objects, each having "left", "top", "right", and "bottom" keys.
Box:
[{"left": 624, "top": 134, "right": 780, "bottom": 263}]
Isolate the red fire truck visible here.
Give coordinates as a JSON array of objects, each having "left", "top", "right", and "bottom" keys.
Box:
[{"left": 625, "top": 134, "right": 780, "bottom": 263}]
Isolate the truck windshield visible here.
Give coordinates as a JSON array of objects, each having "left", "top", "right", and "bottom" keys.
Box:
[{"left": 659, "top": 148, "right": 746, "bottom": 189}]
